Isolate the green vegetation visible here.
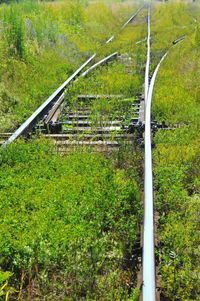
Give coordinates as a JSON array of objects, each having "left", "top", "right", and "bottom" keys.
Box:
[
  {"left": 151, "top": 2, "right": 200, "bottom": 300},
  {"left": 154, "top": 128, "right": 200, "bottom": 299},
  {"left": 0, "top": 140, "right": 142, "bottom": 300},
  {"left": 152, "top": 34, "right": 199, "bottom": 125},
  {"left": 1, "top": 0, "right": 200, "bottom": 300}
]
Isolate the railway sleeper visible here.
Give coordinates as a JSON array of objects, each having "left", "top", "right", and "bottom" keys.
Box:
[
  {"left": 57, "top": 120, "right": 123, "bottom": 126},
  {"left": 54, "top": 140, "right": 122, "bottom": 146},
  {"left": 63, "top": 114, "right": 132, "bottom": 120},
  {"left": 61, "top": 126, "right": 127, "bottom": 134},
  {"left": 56, "top": 146, "right": 121, "bottom": 153},
  {"left": 43, "top": 133, "right": 135, "bottom": 141},
  {"left": 77, "top": 94, "right": 124, "bottom": 101}
]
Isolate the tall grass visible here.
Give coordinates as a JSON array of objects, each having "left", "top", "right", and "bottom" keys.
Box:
[{"left": 4, "top": 6, "right": 25, "bottom": 58}]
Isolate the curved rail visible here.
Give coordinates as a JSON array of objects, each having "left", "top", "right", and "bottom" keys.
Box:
[
  {"left": 143, "top": 3, "right": 156, "bottom": 300},
  {"left": 143, "top": 16, "right": 186, "bottom": 298},
  {"left": 143, "top": 52, "right": 168, "bottom": 301}
]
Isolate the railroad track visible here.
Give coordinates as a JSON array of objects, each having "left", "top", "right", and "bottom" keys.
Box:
[
  {"left": 1, "top": 5, "right": 147, "bottom": 153},
  {"left": 35, "top": 88, "right": 145, "bottom": 152},
  {"left": 1, "top": 4, "right": 145, "bottom": 147},
  {"left": 0, "top": 3, "right": 185, "bottom": 300}
]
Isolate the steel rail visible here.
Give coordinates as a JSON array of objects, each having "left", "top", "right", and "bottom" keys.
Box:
[
  {"left": 44, "top": 52, "right": 119, "bottom": 124},
  {"left": 143, "top": 3, "right": 156, "bottom": 299},
  {"left": 45, "top": 52, "right": 119, "bottom": 124},
  {"left": 2, "top": 54, "right": 96, "bottom": 147},
  {"left": 81, "top": 52, "right": 118, "bottom": 78},
  {"left": 121, "top": 5, "right": 145, "bottom": 29},
  {"left": 143, "top": 57, "right": 167, "bottom": 301},
  {"left": 143, "top": 34, "right": 185, "bottom": 299},
  {"left": 105, "top": 5, "right": 145, "bottom": 43},
  {"left": 145, "top": 4, "right": 151, "bottom": 106}
]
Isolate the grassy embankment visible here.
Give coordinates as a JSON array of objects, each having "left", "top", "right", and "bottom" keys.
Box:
[{"left": 151, "top": 2, "right": 200, "bottom": 300}]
